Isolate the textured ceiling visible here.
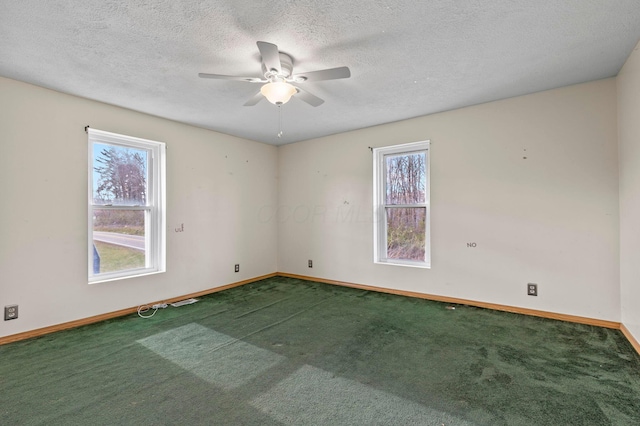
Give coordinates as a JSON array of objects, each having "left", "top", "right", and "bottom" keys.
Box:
[{"left": 1, "top": 1, "right": 640, "bottom": 145}]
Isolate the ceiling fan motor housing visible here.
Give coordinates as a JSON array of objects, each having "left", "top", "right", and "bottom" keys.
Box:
[{"left": 263, "top": 52, "right": 294, "bottom": 79}]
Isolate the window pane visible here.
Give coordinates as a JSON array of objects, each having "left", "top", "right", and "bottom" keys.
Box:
[
  {"left": 92, "top": 209, "right": 146, "bottom": 274},
  {"left": 385, "top": 152, "right": 426, "bottom": 204},
  {"left": 386, "top": 207, "right": 426, "bottom": 261},
  {"left": 92, "top": 143, "right": 148, "bottom": 206}
]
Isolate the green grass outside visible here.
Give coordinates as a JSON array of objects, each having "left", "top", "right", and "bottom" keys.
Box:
[
  {"left": 94, "top": 241, "right": 145, "bottom": 273},
  {"left": 94, "top": 226, "right": 144, "bottom": 236}
]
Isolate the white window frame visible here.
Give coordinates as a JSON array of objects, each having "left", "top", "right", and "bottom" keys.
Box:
[
  {"left": 373, "top": 140, "right": 431, "bottom": 268},
  {"left": 88, "top": 128, "right": 166, "bottom": 283}
]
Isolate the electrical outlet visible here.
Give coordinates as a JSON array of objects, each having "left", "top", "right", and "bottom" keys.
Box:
[
  {"left": 308, "top": 259, "right": 313, "bottom": 268},
  {"left": 235, "top": 264, "right": 239, "bottom": 273},
  {"left": 527, "top": 283, "right": 538, "bottom": 296},
  {"left": 5, "top": 305, "right": 18, "bottom": 320}
]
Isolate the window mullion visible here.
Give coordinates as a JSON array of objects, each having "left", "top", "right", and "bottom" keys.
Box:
[
  {"left": 384, "top": 204, "right": 427, "bottom": 209},
  {"left": 91, "top": 205, "right": 150, "bottom": 210}
]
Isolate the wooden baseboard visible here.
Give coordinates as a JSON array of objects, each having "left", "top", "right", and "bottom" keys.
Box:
[
  {"left": 4, "top": 271, "right": 636, "bottom": 357},
  {"left": 0, "top": 273, "right": 277, "bottom": 346},
  {"left": 621, "top": 324, "right": 640, "bottom": 355},
  {"left": 278, "top": 272, "right": 621, "bottom": 330}
]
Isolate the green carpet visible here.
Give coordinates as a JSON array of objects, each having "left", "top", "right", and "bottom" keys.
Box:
[{"left": 1, "top": 277, "right": 639, "bottom": 425}]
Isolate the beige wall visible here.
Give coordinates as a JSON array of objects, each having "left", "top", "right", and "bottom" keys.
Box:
[
  {"left": 0, "top": 73, "right": 625, "bottom": 339},
  {"left": 278, "top": 79, "right": 620, "bottom": 321},
  {"left": 0, "top": 76, "right": 278, "bottom": 338},
  {"left": 618, "top": 41, "right": 640, "bottom": 343}
]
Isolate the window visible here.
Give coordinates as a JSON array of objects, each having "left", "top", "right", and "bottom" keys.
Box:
[
  {"left": 88, "top": 128, "right": 166, "bottom": 283},
  {"left": 373, "top": 141, "right": 430, "bottom": 268}
]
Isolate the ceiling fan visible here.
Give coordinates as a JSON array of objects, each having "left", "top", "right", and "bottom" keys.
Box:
[{"left": 198, "top": 41, "right": 351, "bottom": 107}]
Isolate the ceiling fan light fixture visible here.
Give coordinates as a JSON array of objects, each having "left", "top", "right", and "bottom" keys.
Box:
[{"left": 261, "top": 81, "right": 297, "bottom": 105}]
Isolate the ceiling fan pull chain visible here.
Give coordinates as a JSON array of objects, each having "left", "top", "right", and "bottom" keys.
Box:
[{"left": 277, "top": 105, "right": 283, "bottom": 138}]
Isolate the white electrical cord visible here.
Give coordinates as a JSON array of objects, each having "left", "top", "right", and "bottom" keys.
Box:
[
  {"left": 137, "top": 299, "right": 197, "bottom": 318},
  {"left": 137, "top": 303, "right": 167, "bottom": 318}
]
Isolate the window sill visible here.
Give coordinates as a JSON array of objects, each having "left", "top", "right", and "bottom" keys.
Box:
[
  {"left": 89, "top": 269, "right": 165, "bottom": 285},
  {"left": 374, "top": 259, "right": 431, "bottom": 269}
]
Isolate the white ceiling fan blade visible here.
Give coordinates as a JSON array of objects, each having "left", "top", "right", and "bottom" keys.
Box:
[
  {"left": 198, "top": 73, "right": 265, "bottom": 83},
  {"left": 292, "top": 66, "right": 351, "bottom": 82},
  {"left": 295, "top": 87, "right": 324, "bottom": 107},
  {"left": 257, "top": 41, "right": 282, "bottom": 74},
  {"left": 243, "top": 91, "right": 264, "bottom": 106}
]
